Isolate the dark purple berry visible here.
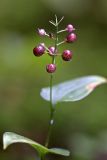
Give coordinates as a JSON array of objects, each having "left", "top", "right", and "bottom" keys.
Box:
[
  {"left": 46, "top": 64, "right": 56, "bottom": 73},
  {"left": 66, "top": 24, "right": 75, "bottom": 33},
  {"left": 33, "top": 44, "right": 45, "bottom": 57},
  {"left": 62, "top": 50, "right": 73, "bottom": 61},
  {"left": 66, "top": 33, "right": 77, "bottom": 43},
  {"left": 48, "top": 46, "right": 56, "bottom": 56}
]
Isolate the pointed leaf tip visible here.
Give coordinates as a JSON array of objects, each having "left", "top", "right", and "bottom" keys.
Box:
[
  {"left": 49, "top": 148, "right": 70, "bottom": 156},
  {"left": 40, "top": 75, "right": 107, "bottom": 104}
]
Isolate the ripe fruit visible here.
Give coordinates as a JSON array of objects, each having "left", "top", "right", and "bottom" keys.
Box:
[
  {"left": 66, "top": 33, "right": 77, "bottom": 43},
  {"left": 46, "top": 64, "right": 56, "bottom": 73},
  {"left": 62, "top": 50, "right": 73, "bottom": 61},
  {"left": 33, "top": 44, "right": 45, "bottom": 57},
  {"left": 66, "top": 24, "right": 75, "bottom": 33}
]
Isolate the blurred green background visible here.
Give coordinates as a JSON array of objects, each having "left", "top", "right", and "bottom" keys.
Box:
[{"left": 0, "top": 0, "right": 107, "bottom": 160}]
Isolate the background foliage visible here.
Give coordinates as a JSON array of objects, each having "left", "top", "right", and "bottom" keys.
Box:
[{"left": 0, "top": 0, "right": 107, "bottom": 159}]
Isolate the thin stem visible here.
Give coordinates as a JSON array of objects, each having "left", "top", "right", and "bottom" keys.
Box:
[
  {"left": 52, "top": 16, "right": 58, "bottom": 64},
  {"left": 57, "top": 29, "right": 66, "bottom": 34},
  {"left": 58, "top": 16, "right": 64, "bottom": 25},
  {"left": 40, "top": 153, "right": 45, "bottom": 160},
  {"left": 49, "top": 20, "right": 56, "bottom": 26},
  {"left": 45, "top": 15, "right": 59, "bottom": 148},
  {"left": 45, "top": 74, "right": 55, "bottom": 147},
  {"left": 57, "top": 40, "right": 65, "bottom": 46}
]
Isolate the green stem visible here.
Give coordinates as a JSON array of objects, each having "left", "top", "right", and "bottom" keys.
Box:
[
  {"left": 45, "top": 16, "right": 59, "bottom": 148},
  {"left": 45, "top": 74, "right": 55, "bottom": 148},
  {"left": 57, "top": 40, "right": 65, "bottom": 46},
  {"left": 40, "top": 153, "right": 45, "bottom": 160},
  {"left": 57, "top": 29, "right": 66, "bottom": 34}
]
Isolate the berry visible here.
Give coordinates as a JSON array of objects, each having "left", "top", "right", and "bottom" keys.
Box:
[
  {"left": 66, "top": 24, "right": 75, "bottom": 33},
  {"left": 33, "top": 44, "right": 45, "bottom": 57},
  {"left": 46, "top": 64, "right": 56, "bottom": 73},
  {"left": 38, "top": 28, "right": 46, "bottom": 36},
  {"left": 48, "top": 46, "right": 56, "bottom": 56},
  {"left": 66, "top": 33, "right": 77, "bottom": 43},
  {"left": 62, "top": 50, "right": 73, "bottom": 61}
]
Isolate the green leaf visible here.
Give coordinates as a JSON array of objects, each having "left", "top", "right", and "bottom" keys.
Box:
[
  {"left": 49, "top": 148, "right": 70, "bottom": 156},
  {"left": 3, "top": 132, "right": 70, "bottom": 157},
  {"left": 40, "top": 75, "right": 107, "bottom": 104},
  {"left": 3, "top": 132, "right": 48, "bottom": 154}
]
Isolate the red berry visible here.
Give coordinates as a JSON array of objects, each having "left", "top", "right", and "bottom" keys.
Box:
[
  {"left": 33, "top": 44, "right": 45, "bottom": 57},
  {"left": 48, "top": 46, "right": 56, "bottom": 56},
  {"left": 66, "top": 33, "right": 77, "bottom": 43},
  {"left": 66, "top": 24, "right": 75, "bottom": 33},
  {"left": 46, "top": 64, "right": 56, "bottom": 73},
  {"left": 62, "top": 50, "right": 73, "bottom": 61}
]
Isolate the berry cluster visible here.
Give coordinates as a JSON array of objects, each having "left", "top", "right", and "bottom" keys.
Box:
[{"left": 33, "top": 16, "right": 77, "bottom": 73}]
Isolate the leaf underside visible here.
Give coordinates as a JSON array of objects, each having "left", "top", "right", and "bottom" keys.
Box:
[
  {"left": 3, "top": 132, "right": 70, "bottom": 156},
  {"left": 40, "top": 75, "right": 107, "bottom": 105}
]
